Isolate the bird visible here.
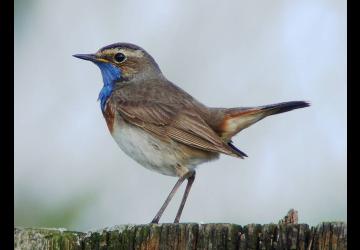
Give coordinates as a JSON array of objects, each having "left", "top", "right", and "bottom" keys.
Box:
[{"left": 73, "top": 43, "right": 309, "bottom": 224}]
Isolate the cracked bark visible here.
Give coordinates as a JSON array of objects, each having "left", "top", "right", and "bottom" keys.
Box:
[{"left": 14, "top": 222, "right": 346, "bottom": 250}]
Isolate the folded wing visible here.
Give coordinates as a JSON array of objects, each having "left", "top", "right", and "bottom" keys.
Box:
[{"left": 115, "top": 100, "right": 246, "bottom": 158}]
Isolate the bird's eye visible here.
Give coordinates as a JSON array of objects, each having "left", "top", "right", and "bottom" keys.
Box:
[{"left": 114, "top": 53, "right": 126, "bottom": 63}]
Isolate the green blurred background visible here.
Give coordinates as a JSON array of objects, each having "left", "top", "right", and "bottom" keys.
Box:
[{"left": 15, "top": 0, "right": 346, "bottom": 231}]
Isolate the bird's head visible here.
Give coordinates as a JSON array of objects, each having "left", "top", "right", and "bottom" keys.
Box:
[
  {"left": 73, "top": 43, "right": 163, "bottom": 84},
  {"left": 74, "top": 43, "right": 164, "bottom": 111}
]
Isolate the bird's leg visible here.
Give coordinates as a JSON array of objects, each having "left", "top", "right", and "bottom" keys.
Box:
[
  {"left": 174, "top": 171, "right": 196, "bottom": 223},
  {"left": 151, "top": 171, "right": 193, "bottom": 224}
]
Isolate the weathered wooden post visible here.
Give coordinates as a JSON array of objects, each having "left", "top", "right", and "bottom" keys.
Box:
[{"left": 14, "top": 210, "right": 347, "bottom": 249}]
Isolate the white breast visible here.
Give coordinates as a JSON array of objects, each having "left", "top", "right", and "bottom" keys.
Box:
[{"left": 111, "top": 119, "right": 183, "bottom": 176}]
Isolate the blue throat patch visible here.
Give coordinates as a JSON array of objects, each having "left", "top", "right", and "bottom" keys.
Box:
[{"left": 95, "top": 62, "right": 121, "bottom": 112}]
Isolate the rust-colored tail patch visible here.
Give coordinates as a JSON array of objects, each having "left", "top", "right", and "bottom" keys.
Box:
[
  {"left": 217, "top": 101, "right": 309, "bottom": 140},
  {"left": 218, "top": 108, "right": 266, "bottom": 140}
]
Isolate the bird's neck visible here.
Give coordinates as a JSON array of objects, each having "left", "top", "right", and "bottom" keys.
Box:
[{"left": 96, "top": 62, "right": 121, "bottom": 112}]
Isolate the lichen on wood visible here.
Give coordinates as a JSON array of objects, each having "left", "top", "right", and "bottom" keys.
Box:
[{"left": 15, "top": 222, "right": 346, "bottom": 250}]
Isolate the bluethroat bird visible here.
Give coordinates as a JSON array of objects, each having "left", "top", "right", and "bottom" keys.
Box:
[{"left": 73, "top": 43, "right": 309, "bottom": 223}]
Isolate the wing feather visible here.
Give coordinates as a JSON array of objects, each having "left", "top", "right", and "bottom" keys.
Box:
[{"left": 115, "top": 100, "right": 243, "bottom": 157}]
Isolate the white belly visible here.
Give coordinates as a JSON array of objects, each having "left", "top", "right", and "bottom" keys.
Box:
[{"left": 111, "top": 119, "right": 187, "bottom": 176}]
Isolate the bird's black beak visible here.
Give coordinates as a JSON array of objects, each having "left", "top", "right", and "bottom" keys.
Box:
[{"left": 73, "top": 53, "right": 98, "bottom": 62}]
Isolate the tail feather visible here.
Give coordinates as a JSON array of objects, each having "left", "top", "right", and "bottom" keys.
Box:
[
  {"left": 259, "top": 101, "right": 310, "bottom": 116},
  {"left": 228, "top": 141, "right": 248, "bottom": 158},
  {"left": 215, "top": 101, "right": 310, "bottom": 141}
]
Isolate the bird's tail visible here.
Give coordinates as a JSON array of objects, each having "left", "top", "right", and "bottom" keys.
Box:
[
  {"left": 214, "top": 101, "right": 310, "bottom": 141},
  {"left": 258, "top": 101, "right": 310, "bottom": 115}
]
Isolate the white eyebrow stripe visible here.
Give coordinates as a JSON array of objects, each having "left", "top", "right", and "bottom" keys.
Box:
[
  {"left": 100, "top": 48, "right": 144, "bottom": 58},
  {"left": 120, "top": 49, "right": 144, "bottom": 58}
]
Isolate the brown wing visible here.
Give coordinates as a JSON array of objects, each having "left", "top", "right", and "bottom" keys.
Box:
[{"left": 115, "top": 100, "right": 244, "bottom": 158}]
